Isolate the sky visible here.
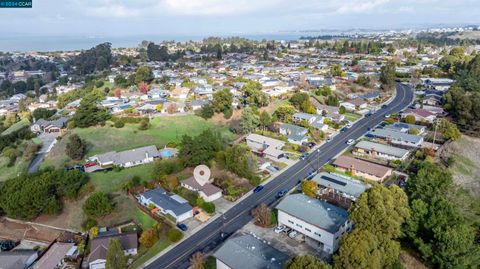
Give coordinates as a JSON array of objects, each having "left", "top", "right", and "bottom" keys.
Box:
[{"left": 1, "top": 0, "right": 479, "bottom": 37}]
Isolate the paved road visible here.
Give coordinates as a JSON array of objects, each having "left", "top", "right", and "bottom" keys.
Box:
[{"left": 144, "top": 83, "right": 414, "bottom": 269}]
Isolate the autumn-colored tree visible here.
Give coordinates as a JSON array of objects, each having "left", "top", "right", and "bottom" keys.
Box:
[
  {"left": 302, "top": 180, "right": 318, "bottom": 198},
  {"left": 113, "top": 88, "right": 121, "bottom": 98},
  {"left": 167, "top": 103, "right": 178, "bottom": 114},
  {"left": 139, "top": 228, "right": 159, "bottom": 248},
  {"left": 404, "top": 114, "right": 416, "bottom": 124},
  {"left": 138, "top": 81, "right": 149, "bottom": 94},
  {"left": 190, "top": 252, "right": 205, "bottom": 269},
  {"left": 252, "top": 203, "right": 271, "bottom": 227}
]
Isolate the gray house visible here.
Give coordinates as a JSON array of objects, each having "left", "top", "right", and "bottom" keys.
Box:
[
  {"left": 89, "top": 145, "right": 161, "bottom": 168},
  {"left": 214, "top": 234, "right": 290, "bottom": 269},
  {"left": 137, "top": 187, "right": 193, "bottom": 223},
  {"left": 312, "top": 172, "right": 369, "bottom": 201},
  {"left": 279, "top": 123, "right": 308, "bottom": 145}
]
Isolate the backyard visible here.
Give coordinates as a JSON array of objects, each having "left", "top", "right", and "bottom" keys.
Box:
[{"left": 42, "top": 115, "right": 234, "bottom": 168}]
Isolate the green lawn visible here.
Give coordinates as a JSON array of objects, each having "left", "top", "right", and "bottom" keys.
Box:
[
  {"left": 130, "top": 239, "right": 171, "bottom": 269},
  {"left": 42, "top": 115, "right": 234, "bottom": 169},
  {"left": 0, "top": 156, "right": 28, "bottom": 181},
  {"left": 89, "top": 163, "right": 155, "bottom": 193},
  {"left": 344, "top": 112, "right": 362, "bottom": 122},
  {"left": 134, "top": 209, "right": 157, "bottom": 229}
]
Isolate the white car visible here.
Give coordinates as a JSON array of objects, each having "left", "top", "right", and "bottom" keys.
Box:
[
  {"left": 346, "top": 122, "right": 352, "bottom": 128},
  {"left": 288, "top": 230, "right": 298, "bottom": 238},
  {"left": 274, "top": 225, "right": 286, "bottom": 234},
  {"left": 384, "top": 114, "right": 391, "bottom": 118},
  {"left": 346, "top": 139, "right": 355, "bottom": 145}
]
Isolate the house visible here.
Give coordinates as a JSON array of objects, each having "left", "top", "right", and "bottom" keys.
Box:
[
  {"left": 30, "top": 117, "right": 68, "bottom": 134},
  {"left": 276, "top": 194, "right": 352, "bottom": 254},
  {"left": 361, "top": 91, "right": 380, "bottom": 102},
  {"left": 245, "top": 134, "right": 285, "bottom": 159},
  {"left": 292, "top": 113, "right": 317, "bottom": 125},
  {"left": 137, "top": 187, "right": 193, "bottom": 222},
  {"left": 402, "top": 108, "right": 436, "bottom": 123},
  {"left": 33, "top": 242, "right": 78, "bottom": 269},
  {"left": 171, "top": 87, "right": 190, "bottom": 99},
  {"left": 310, "top": 119, "right": 329, "bottom": 131},
  {"left": 181, "top": 176, "right": 222, "bottom": 202},
  {"left": 354, "top": 140, "right": 410, "bottom": 161},
  {"left": 214, "top": 234, "right": 290, "bottom": 269},
  {"left": 0, "top": 250, "right": 38, "bottom": 269},
  {"left": 340, "top": 98, "right": 367, "bottom": 111},
  {"left": 279, "top": 123, "right": 308, "bottom": 145},
  {"left": 316, "top": 104, "right": 345, "bottom": 122},
  {"left": 85, "top": 232, "right": 138, "bottom": 269},
  {"left": 369, "top": 129, "right": 424, "bottom": 148},
  {"left": 312, "top": 172, "right": 369, "bottom": 201},
  {"left": 188, "top": 99, "right": 210, "bottom": 111},
  {"left": 384, "top": 122, "right": 426, "bottom": 134},
  {"left": 333, "top": 156, "right": 393, "bottom": 182},
  {"left": 89, "top": 145, "right": 161, "bottom": 168}
]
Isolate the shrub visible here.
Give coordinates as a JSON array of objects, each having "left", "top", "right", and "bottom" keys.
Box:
[
  {"left": 114, "top": 120, "right": 125, "bottom": 128},
  {"left": 83, "top": 192, "right": 113, "bottom": 218},
  {"left": 82, "top": 217, "right": 98, "bottom": 231},
  {"left": 167, "top": 228, "right": 183, "bottom": 242},
  {"left": 139, "top": 228, "right": 159, "bottom": 248},
  {"left": 138, "top": 119, "right": 150, "bottom": 130},
  {"left": 201, "top": 202, "right": 215, "bottom": 214},
  {"left": 65, "top": 134, "right": 86, "bottom": 160}
]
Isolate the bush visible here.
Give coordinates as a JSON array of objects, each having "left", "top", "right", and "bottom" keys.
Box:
[
  {"left": 82, "top": 217, "right": 98, "bottom": 231},
  {"left": 201, "top": 202, "right": 215, "bottom": 214},
  {"left": 114, "top": 120, "right": 125, "bottom": 128},
  {"left": 167, "top": 228, "right": 183, "bottom": 242},
  {"left": 139, "top": 228, "right": 159, "bottom": 248},
  {"left": 65, "top": 134, "right": 86, "bottom": 160},
  {"left": 138, "top": 119, "right": 150, "bottom": 130},
  {"left": 223, "top": 108, "right": 233, "bottom": 119},
  {"left": 82, "top": 192, "right": 113, "bottom": 218}
]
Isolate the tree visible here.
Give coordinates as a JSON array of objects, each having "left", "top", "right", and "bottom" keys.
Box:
[
  {"left": 251, "top": 203, "right": 271, "bottom": 227},
  {"left": 240, "top": 107, "right": 260, "bottom": 133},
  {"left": 32, "top": 108, "right": 56, "bottom": 120},
  {"left": 339, "top": 106, "right": 346, "bottom": 114},
  {"left": 302, "top": 180, "right": 318, "bottom": 198},
  {"left": 334, "top": 229, "right": 383, "bottom": 269},
  {"left": 285, "top": 255, "right": 331, "bottom": 269},
  {"left": 139, "top": 228, "right": 158, "bottom": 248},
  {"left": 83, "top": 192, "right": 113, "bottom": 218},
  {"left": 178, "top": 129, "right": 225, "bottom": 167},
  {"left": 198, "top": 104, "right": 214, "bottom": 119},
  {"left": 134, "top": 66, "right": 154, "bottom": 84},
  {"left": 72, "top": 92, "right": 110, "bottom": 128},
  {"left": 138, "top": 81, "right": 149, "bottom": 94},
  {"left": 289, "top": 92, "right": 309, "bottom": 110},
  {"left": 330, "top": 64, "right": 345, "bottom": 77},
  {"left": 259, "top": 111, "right": 272, "bottom": 130},
  {"left": 106, "top": 239, "right": 127, "bottom": 269},
  {"left": 404, "top": 114, "right": 416, "bottom": 124},
  {"left": 216, "top": 144, "right": 257, "bottom": 181},
  {"left": 273, "top": 104, "right": 295, "bottom": 123},
  {"left": 190, "top": 252, "right": 205, "bottom": 269},
  {"left": 440, "top": 120, "right": 461, "bottom": 141},
  {"left": 243, "top": 81, "right": 269, "bottom": 107},
  {"left": 380, "top": 60, "right": 396, "bottom": 91},
  {"left": 167, "top": 228, "right": 183, "bottom": 242},
  {"left": 65, "top": 134, "right": 86, "bottom": 160},
  {"left": 212, "top": 88, "right": 233, "bottom": 113}
]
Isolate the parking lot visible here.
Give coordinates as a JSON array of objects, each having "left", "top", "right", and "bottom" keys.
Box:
[{"left": 239, "top": 221, "right": 330, "bottom": 260}]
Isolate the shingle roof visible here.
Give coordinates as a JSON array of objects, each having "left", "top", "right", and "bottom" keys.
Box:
[
  {"left": 370, "top": 129, "right": 423, "bottom": 144},
  {"left": 275, "top": 194, "right": 349, "bottom": 233},
  {"left": 140, "top": 187, "right": 192, "bottom": 216},
  {"left": 0, "top": 250, "right": 37, "bottom": 269},
  {"left": 182, "top": 177, "right": 222, "bottom": 196},
  {"left": 355, "top": 140, "right": 409, "bottom": 158},
  {"left": 213, "top": 234, "right": 290, "bottom": 269},
  {"left": 333, "top": 156, "right": 391, "bottom": 178},
  {"left": 33, "top": 242, "right": 75, "bottom": 269},
  {"left": 312, "top": 172, "right": 369, "bottom": 198},
  {"left": 86, "top": 232, "right": 138, "bottom": 265},
  {"left": 95, "top": 145, "right": 160, "bottom": 165}
]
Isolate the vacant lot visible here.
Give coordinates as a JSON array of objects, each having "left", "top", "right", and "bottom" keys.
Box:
[{"left": 43, "top": 115, "right": 234, "bottom": 168}]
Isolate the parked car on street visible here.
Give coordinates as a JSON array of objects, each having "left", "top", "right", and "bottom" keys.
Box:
[
  {"left": 176, "top": 223, "right": 188, "bottom": 231},
  {"left": 346, "top": 139, "right": 355, "bottom": 145},
  {"left": 300, "top": 153, "right": 309, "bottom": 160},
  {"left": 276, "top": 189, "right": 288, "bottom": 198},
  {"left": 253, "top": 185, "right": 264, "bottom": 193},
  {"left": 274, "top": 225, "right": 286, "bottom": 233}
]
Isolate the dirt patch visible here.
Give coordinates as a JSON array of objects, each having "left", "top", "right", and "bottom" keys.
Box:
[
  {"left": 33, "top": 198, "right": 86, "bottom": 231},
  {"left": 0, "top": 217, "right": 61, "bottom": 243},
  {"left": 399, "top": 250, "right": 430, "bottom": 269},
  {"left": 440, "top": 135, "right": 480, "bottom": 196}
]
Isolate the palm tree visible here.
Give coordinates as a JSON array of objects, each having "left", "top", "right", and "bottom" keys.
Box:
[{"left": 190, "top": 252, "right": 205, "bottom": 269}]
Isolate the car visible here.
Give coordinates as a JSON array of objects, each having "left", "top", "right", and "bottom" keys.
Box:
[
  {"left": 306, "top": 170, "right": 317, "bottom": 180},
  {"left": 0, "top": 240, "right": 15, "bottom": 251},
  {"left": 346, "top": 139, "right": 355, "bottom": 145},
  {"left": 346, "top": 122, "right": 352, "bottom": 128},
  {"left": 365, "top": 112, "right": 372, "bottom": 117},
  {"left": 176, "top": 223, "right": 188, "bottom": 231},
  {"left": 305, "top": 141, "right": 316, "bottom": 148},
  {"left": 253, "top": 185, "right": 264, "bottom": 193},
  {"left": 381, "top": 104, "right": 388, "bottom": 109},
  {"left": 276, "top": 189, "right": 288, "bottom": 198},
  {"left": 274, "top": 225, "right": 286, "bottom": 233},
  {"left": 288, "top": 230, "right": 298, "bottom": 238},
  {"left": 283, "top": 227, "right": 292, "bottom": 234},
  {"left": 300, "top": 153, "right": 309, "bottom": 160},
  {"left": 367, "top": 127, "right": 372, "bottom": 131},
  {"left": 384, "top": 114, "right": 391, "bottom": 118},
  {"left": 326, "top": 138, "right": 332, "bottom": 143},
  {"left": 340, "top": 127, "right": 348, "bottom": 133}
]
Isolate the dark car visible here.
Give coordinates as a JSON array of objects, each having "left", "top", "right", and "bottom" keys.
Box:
[
  {"left": 276, "top": 189, "right": 288, "bottom": 198},
  {"left": 176, "top": 223, "right": 188, "bottom": 231},
  {"left": 340, "top": 127, "right": 348, "bottom": 133},
  {"left": 300, "top": 153, "right": 309, "bottom": 160},
  {"left": 365, "top": 112, "right": 372, "bottom": 117},
  {"left": 253, "top": 185, "right": 264, "bottom": 193},
  {"left": 305, "top": 170, "right": 317, "bottom": 180},
  {"left": 305, "top": 142, "right": 316, "bottom": 148},
  {"left": 381, "top": 104, "right": 388, "bottom": 109},
  {"left": 0, "top": 240, "right": 15, "bottom": 251}
]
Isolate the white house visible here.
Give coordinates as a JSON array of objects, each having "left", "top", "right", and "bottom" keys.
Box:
[
  {"left": 369, "top": 129, "right": 424, "bottom": 148},
  {"left": 89, "top": 145, "right": 161, "bottom": 168},
  {"left": 354, "top": 140, "right": 410, "bottom": 161},
  {"left": 181, "top": 176, "right": 222, "bottom": 202},
  {"left": 276, "top": 194, "right": 352, "bottom": 254},
  {"left": 137, "top": 187, "right": 193, "bottom": 223},
  {"left": 86, "top": 232, "right": 138, "bottom": 269},
  {"left": 340, "top": 98, "right": 367, "bottom": 111},
  {"left": 245, "top": 134, "right": 285, "bottom": 159}
]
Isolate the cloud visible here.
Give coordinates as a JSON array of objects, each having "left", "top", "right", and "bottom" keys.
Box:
[
  {"left": 334, "top": 0, "right": 391, "bottom": 14},
  {"left": 163, "top": 0, "right": 281, "bottom": 16}
]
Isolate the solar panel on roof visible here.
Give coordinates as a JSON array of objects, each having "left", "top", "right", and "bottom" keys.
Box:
[{"left": 321, "top": 175, "right": 347, "bottom": 186}]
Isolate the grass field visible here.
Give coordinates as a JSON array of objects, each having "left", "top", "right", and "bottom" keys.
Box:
[
  {"left": 90, "top": 163, "right": 155, "bottom": 193},
  {"left": 130, "top": 239, "right": 171, "bottom": 269},
  {"left": 42, "top": 115, "right": 234, "bottom": 169},
  {"left": 1, "top": 118, "right": 30, "bottom": 135},
  {"left": 0, "top": 156, "right": 28, "bottom": 182},
  {"left": 344, "top": 112, "right": 362, "bottom": 122}
]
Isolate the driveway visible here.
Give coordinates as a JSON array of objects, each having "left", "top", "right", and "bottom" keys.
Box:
[{"left": 27, "top": 133, "right": 59, "bottom": 173}]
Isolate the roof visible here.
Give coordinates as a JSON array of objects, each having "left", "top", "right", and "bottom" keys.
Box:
[
  {"left": 384, "top": 122, "right": 424, "bottom": 133},
  {"left": 355, "top": 140, "right": 409, "bottom": 158},
  {"left": 343, "top": 98, "right": 366, "bottom": 106},
  {"left": 33, "top": 242, "right": 75, "bottom": 269},
  {"left": 312, "top": 172, "right": 369, "bottom": 198},
  {"left": 403, "top": 108, "right": 434, "bottom": 118},
  {"left": 214, "top": 234, "right": 290, "bottom": 269},
  {"left": 94, "top": 145, "right": 160, "bottom": 165},
  {"left": 361, "top": 91, "right": 380, "bottom": 99},
  {"left": 86, "top": 232, "right": 138, "bottom": 265},
  {"left": 34, "top": 117, "right": 67, "bottom": 129},
  {"left": 246, "top": 134, "right": 285, "bottom": 149},
  {"left": 333, "top": 156, "right": 392, "bottom": 178},
  {"left": 0, "top": 250, "right": 38, "bottom": 269},
  {"left": 182, "top": 177, "right": 222, "bottom": 196},
  {"left": 275, "top": 194, "right": 349, "bottom": 233},
  {"left": 140, "top": 187, "right": 192, "bottom": 216},
  {"left": 370, "top": 129, "right": 423, "bottom": 144},
  {"left": 293, "top": 112, "right": 316, "bottom": 121},
  {"left": 280, "top": 123, "right": 308, "bottom": 135}
]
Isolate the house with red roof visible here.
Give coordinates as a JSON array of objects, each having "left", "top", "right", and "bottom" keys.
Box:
[{"left": 402, "top": 108, "right": 436, "bottom": 123}]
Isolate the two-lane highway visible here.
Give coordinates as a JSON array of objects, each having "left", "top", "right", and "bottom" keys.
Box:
[{"left": 144, "top": 83, "right": 414, "bottom": 269}]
